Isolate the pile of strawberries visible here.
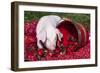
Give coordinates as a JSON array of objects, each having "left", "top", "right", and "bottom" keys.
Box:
[{"left": 24, "top": 20, "right": 90, "bottom": 61}]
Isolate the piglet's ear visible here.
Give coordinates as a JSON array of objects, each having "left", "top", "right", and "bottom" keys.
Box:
[{"left": 55, "top": 28, "right": 63, "bottom": 41}]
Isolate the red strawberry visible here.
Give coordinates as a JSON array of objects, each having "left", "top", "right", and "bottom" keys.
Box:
[{"left": 38, "top": 49, "right": 44, "bottom": 56}]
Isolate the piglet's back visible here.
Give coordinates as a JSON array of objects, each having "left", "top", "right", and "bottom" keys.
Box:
[{"left": 36, "top": 15, "right": 62, "bottom": 35}]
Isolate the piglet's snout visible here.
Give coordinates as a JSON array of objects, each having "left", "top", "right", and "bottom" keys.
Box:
[{"left": 48, "top": 42, "right": 56, "bottom": 51}]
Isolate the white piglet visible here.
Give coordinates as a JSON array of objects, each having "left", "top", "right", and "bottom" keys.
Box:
[{"left": 36, "top": 15, "right": 63, "bottom": 51}]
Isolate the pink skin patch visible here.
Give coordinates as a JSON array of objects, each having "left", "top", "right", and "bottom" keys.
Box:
[{"left": 48, "top": 43, "right": 55, "bottom": 51}]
